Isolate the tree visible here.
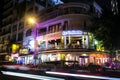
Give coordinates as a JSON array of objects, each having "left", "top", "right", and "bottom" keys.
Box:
[{"left": 90, "top": 12, "right": 120, "bottom": 53}]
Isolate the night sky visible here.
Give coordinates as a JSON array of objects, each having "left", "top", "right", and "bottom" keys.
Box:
[{"left": 0, "top": 0, "right": 2, "bottom": 27}]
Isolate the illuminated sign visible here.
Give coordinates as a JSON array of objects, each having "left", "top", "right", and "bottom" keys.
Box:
[
  {"left": 23, "top": 39, "right": 34, "bottom": 52},
  {"left": 12, "top": 44, "right": 19, "bottom": 53},
  {"left": 11, "top": 53, "right": 19, "bottom": 57},
  {"left": 62, "top": 30, "right": 83, "bottom": 36},
  {"left": 19, "top": 49, "right": 28, "bottom": 54}
]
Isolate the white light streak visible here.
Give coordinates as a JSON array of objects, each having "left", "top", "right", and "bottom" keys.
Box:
[
  {"left": 2, "top": 71, "right": 64, "bottom": 80},
  {"left": 46, "top": 71, "right": 120, "bottom": 80}
]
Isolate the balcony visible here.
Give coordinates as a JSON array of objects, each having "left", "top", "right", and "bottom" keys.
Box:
[
  {"left": 4, "top": 0, "right": 12, "bottom": 4},
  {"left": 37, "top": 43, "right": 95, "bottom": 52},
  {"left": 39, "top": 3, "right": 91, "bottom": 22},
  {"left": 2, "top": 20, "right": 13, "bottom": 26},
  {"left": 38, "top": 48, "right": 95, "bottom": 53},
  {"left": 40, "top": 8, "right": 89, "bottom": 22},
  {"left": 0, "top": 31, "right": 11, "bottom": 35}
]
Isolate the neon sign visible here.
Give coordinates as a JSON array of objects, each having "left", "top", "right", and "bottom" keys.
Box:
[
  {"left": 50, "top": 0, "right": 63, "bottom": 5},
  {"left": 62, "top": 30, "right": 83, "bottom": 35}
]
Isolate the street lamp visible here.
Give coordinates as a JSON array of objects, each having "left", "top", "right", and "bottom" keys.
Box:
[{"left": 27, "top": 17, "right": 38, "bottom": 67}]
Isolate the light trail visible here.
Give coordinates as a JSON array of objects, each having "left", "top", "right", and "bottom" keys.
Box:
[
  {"left": 2, "top": 71, "right": 64, "bottom": 80},
  {"left": 46, "top": 71, "right": 120, "bottom": 80}
]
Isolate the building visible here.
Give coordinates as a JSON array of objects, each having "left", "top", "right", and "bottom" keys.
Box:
[
  {"left": 0, "top": 0, "right": 54, "bottom": 61},
  {"left": 21, "top": 1, "right": 109, "bottom": 65},
  {"left": 111, "top": 0, "right": 119, "bottom": 15},
  {"left": 0, "top": 0, "right": 109, "bottom": 66},
  {"left": 0, "top": 0, "right": 16, "bottom": 61},
  {"left": 96, "top": 0, "right": 120, "bottom": 15}
]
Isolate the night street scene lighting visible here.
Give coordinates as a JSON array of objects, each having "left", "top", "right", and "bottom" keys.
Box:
[
  {"left": 27, "top": 16, "right": 38, "bottom": 67},
  {"left": 0, "top": 0, "right": 120, "bottom": 80}
]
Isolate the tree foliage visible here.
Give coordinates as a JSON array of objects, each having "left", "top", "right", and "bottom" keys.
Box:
[{"left": 90, "top": 12, "right": 120, "bottom": 51}]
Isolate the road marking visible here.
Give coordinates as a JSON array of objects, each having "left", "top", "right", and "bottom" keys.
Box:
[
  {"left": 46, "top": 71, "right": 120, "bottom": 80},
  {"left": 2, "top": 71, "right": 64, "bottom": 80}
]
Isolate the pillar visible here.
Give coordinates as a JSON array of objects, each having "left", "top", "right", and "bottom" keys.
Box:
[
  {"left": 86, "top": 35, "right": 89, "bottom": 49},
  {"left": 64, "top": 36, "right": 67, "bottom": 48},
  {"left": 46, "top": 40, "right": 48, "bottom": 49},
  {"left": 55, "top": 41, "right": 57, "bottom": 48},
  {"left": 82, "top": 36, "right": 85, "bottom": 48},
  {"left": 68, "top": 35, "right": 71, "bottom": 44}
]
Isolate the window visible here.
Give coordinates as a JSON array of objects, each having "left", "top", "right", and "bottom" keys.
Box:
[
  {"left": 19, "top": 22, "right": 24, "bottom": 29},
  {"left": 18, "top": 32, "right": 23, "bottom": 41},
  {"left": 26, "top": 29, "right": 32, "bottom": 36},
  {"left": 63, "top": 21, "right": 68, "bottom": 30},
  {"left": 69, "top": 7, "right": 86, "bottom": 14},
  {"left": 39, "top": 27, "right": 46, "bottom": 35},
  {"left": 12, "top": 34, "right": 16, "bottom": 42},
  {"left": 12, "top": 24, "right": 17, "bottom": 31},
  {"left": 49, "top": 23, "right": 61, "bottom": 33}
]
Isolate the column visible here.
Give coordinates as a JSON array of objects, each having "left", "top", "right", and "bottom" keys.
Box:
[
  {"left": 46, "top": 25, "right": 49, "bottom": 34},
  {"left": 86, "top": 35, "right": 89, "bottom": 49},
  {"left": 68, "top": 35, "right": 71, "bottom": 44},
  {"left": 64, "top": 36, "right": 67, "bottom": 48},
  {"left": 55, "top": 41, "right": 57, "bottom": 48},
  {"left": 16, "top": 23, "right": 19, "bottom": 41},
  {"left": 25, "top": 56, "right": 27, "bottom": 64},
  {"left": 82, "top": 36, "right": 85, "bottom": 48},
  {"left": 23, "top": 29, "right": 27, "bottom": 43},
  {"left": 46, "top": 40, "right": 48, "bottom": 49}
]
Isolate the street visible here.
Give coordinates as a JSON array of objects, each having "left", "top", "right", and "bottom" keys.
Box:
[
  {"left": 0, "top": 74, "right": 38, "bottom": 80},
  {"left": 1, "top": 71, "right": 64, "bottom": 80},
  {"left": 1, "top": 70, "right": 120, "bottom": 80},
  {"left": 1, "top": 65, "right": 120, "bottom": 80},
  {"left": 0, "top": 73, "right": 100, "bottom": 80}
]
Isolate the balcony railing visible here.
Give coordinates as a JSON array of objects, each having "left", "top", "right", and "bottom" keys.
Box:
[
  {"left": 37, "top": 43, "right": 95, "bottom": 51},
  {"left": 38, "top": 47, "right": 95, "bottom": 53},
  {"left": 39, "top": 4, "right": 90, "bottom": 22},
  {"left": 0, "top": 31, "right": 11, "bottom": 35}
]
